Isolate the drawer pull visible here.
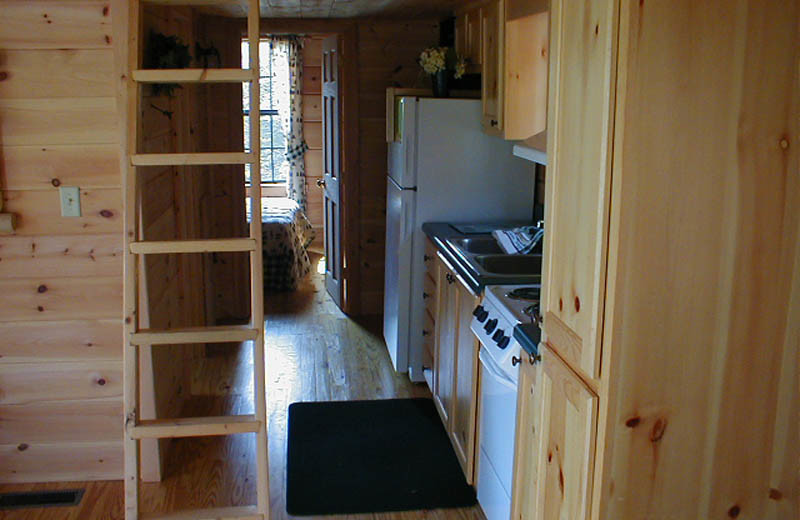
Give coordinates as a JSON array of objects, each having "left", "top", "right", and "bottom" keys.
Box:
[
  {"left": 423, "top": 292, "right": 431, "bottom": 300},
  {"left": 446, "top": 273, "right": 455, "bottom": 284},
  {"left": 422, "top": 330, "right": 431, "bottom": 337}
]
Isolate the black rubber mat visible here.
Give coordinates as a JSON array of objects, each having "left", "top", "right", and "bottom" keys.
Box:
[{"left": 286, "top": 398, "right": 476, "bottom": 515}]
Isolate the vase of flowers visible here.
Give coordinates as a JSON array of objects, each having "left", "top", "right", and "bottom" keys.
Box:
[{"left": 419, "top": 47, "right": 466, "bottom": 98}]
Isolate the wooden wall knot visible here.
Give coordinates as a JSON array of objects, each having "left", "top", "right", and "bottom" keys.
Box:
[
  {"left": 649, "top": 417, "right": 667, "bottom": 443},
  {"left": 727, "top": 504, "right": 740, "bottom": 517},
  {"left": 17, "top": 443, "right": 28, "bottom": 452},
  {"left": 624, "top": 415, "right": 641, "bottom": 428},
  {"left": 0, "top": 71, "right": 9, "bottom": 82},
  {"left": 100, "top": 209, "right": 114, "bottom": 218},
  {"left": 51, "top": 178, "right": 61, "bottom": 187},
  {"left": 768, "top": 488, "right": 782, "bottom": 500},
  {"left": 37, "top": 284, "right": 47, "bottom": 293}
]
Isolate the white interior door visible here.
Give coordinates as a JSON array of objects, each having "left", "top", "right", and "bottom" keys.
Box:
[{"left": 321, "top": 35, "right": 342, "bottom": 308}]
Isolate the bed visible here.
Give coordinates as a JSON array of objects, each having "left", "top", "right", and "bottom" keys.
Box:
[{"left": 251, "top": 198, "right": 315, "bottom": 292}]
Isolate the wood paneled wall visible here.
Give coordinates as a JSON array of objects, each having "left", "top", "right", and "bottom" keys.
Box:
[
  {"left": 302, "top": 36, "right": 324, "bottom": 241},
  {"left": 355, "top": 20, "right": 439, "bottom": 313},
  {"left": 0, "top": 0, "right": 123, "bottom": 483}
]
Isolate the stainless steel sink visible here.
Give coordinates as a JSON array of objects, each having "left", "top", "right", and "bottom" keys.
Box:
[
  {"left": 444, "top": 233, "right": 543, "bottom": 283},
  {"left": 448, "top": 237, "right": 504, "bottom": 255},
  {"left": 475, "top": 254, "right": 542, "bottom": 275}
]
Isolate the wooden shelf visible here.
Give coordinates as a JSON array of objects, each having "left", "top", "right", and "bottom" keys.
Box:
[
  {"left": 131, "top": 325, "right": 259, "bottom": 345},
  {"left": 130, "top": 152, "right": 255, "bottom": 166},
  {"left": 132, "top": 68, "right": 256, "bottom": 83},
  {"left": 131, "top": 415, "right": 260, "bottom": 439},
  {"left": 130, "top": 238, "right": 256, "bottom": 255},
  {"left": 140, "top": 505, "right": 261, "bottom": 520}
]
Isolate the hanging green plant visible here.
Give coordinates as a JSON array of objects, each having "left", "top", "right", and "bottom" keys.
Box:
[{"left": 145, "top": 31, "right": 192, "bottom": 97}]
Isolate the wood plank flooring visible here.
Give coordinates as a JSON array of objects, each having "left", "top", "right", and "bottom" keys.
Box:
[{"left": 0, "top": 253, "right": 483, "bottom": 520}]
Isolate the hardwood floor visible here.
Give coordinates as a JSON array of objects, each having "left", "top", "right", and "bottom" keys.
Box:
[{"left": 0, "top": 253, "right": 483, "bottom": 520}]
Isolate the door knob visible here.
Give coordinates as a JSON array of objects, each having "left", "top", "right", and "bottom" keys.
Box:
[{"left": 316, "top": 179, "right": 326, "bottom": 188}]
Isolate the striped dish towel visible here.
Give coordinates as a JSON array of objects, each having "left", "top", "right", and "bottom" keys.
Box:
[{"left": 492, "top": 226, "right": 544, "bottom": 254}]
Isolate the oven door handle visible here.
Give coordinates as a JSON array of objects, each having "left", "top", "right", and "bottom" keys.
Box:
[{"left": 479, "top": 349, "right": 517, "bottom": 390}]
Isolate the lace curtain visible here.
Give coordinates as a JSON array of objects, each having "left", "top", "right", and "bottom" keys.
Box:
[{"left": 281, "top": 37, "right": 309, "bottom": 211}]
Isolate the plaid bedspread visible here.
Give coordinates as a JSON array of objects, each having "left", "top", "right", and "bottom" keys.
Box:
[{"left": 257, "top": 198, "right": 315, "bottom": 292}]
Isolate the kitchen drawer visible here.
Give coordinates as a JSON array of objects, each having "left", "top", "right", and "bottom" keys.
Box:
[
  {"left": 424, "top": 273, "right": 437, "bottom": 318},
  {"left": 424, "top": 238, "right": 438, "bottom": 275}
]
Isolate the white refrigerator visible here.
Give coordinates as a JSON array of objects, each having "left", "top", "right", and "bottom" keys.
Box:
[{"left": 383, "top": 96, "right": 535, "bottom": 381}]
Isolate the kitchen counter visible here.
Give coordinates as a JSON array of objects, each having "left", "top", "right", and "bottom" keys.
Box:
[{"left": 422, "top": 222, "right": 543, "bottom": 294}]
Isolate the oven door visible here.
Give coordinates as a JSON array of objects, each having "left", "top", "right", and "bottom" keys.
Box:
[{"left": 476, "top": 347, "right": 519, "bottom": 520}]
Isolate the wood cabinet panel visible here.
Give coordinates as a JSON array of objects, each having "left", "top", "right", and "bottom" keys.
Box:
[
  {"left": 433, "top": 261, "right": 457, "bottom": 427},
  {"left": 503, "top": 9, "right": 548, "bottom": 139},
  {"left": 511, "top": 358, "right": 544, "bottom": 520},
  {"left": 542, "top": 0, "right": 617, "bottom": 381},
  {"left": 537, "top": 346, "right": 597, "bottom": 520},
  {"left": 480, "top": 0, "right": 503, "bottom": 133},
  {"left": 451, "top": 280, "right": 479, "bottom": 483}
]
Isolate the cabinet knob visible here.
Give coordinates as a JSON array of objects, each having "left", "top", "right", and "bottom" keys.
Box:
[
  {"left": 446, "top": 273, "right": 455, "bottom": 284},
  {"left": 512, "top": 356, "right": 522, "bottom": 367},
  {"left": 423, "top": 292, "right": 431, "bottom": 300},
  {"left": 490, "top": 119, "right": 498, "bottom": 127},
  {"left": 528, "top": 352, "right": 542, "bottom": 365},
  {"left": 424, "top": 254, "right": 433, "bottom": 262},
  {"left": 316, "top": 178, "right": 326, "bottom": 188},
  {"left": 422, "top": 330, "right": 430, "bottom": 337}
]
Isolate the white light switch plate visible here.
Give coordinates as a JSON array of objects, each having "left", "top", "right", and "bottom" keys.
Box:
[{"left": 60, "top": 186, "right": 81, "bottom": 217}]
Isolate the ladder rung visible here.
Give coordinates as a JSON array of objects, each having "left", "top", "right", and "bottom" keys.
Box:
[
  {"left": 130, "top": 238, "right": 256, "bottom": 254},
  {"left": 131, "top": 415, "right": 260, "bottom": 439},
  {"left": 130, "top": 152, "right": 255, "bottom": 166},
  {"left": 132, "top": 68, "right": 256, "bottom": 83},
  {"left": 140, "top": 505, "right": 261, "bottom": 520},
  {"left": 131, "top": 325, "right": 258, "bottom": 345}
]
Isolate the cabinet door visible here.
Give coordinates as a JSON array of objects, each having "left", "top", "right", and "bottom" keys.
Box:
[
  {"left": 433, "top": 262, "right": 457, "bottom": 427},
  {"left": 537, "top": 346, "right": 598, "bottom": 520},
  {"left": 511, "top": 357, "right": 544, "bottom": 520},
  {"left": 465, "top": 7, "right": 482, "bottom": 67},
  {"left": 542, "top": 0, "right": 617, "bottom": 380},
  {"left": 450, "top": 276, "right": 480, "bottom": 483},
  {"left": 481, "top": 0, "right": 503, "bottom": 133}
]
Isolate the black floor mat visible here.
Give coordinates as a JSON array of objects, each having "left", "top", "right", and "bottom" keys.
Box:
[{"left": 286, "top": 398, "right": 476, "bottom": 515}]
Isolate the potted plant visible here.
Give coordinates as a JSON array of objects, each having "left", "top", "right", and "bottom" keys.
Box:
[{"left": 418, "top": 47, "right": 466, "bottom": 98}]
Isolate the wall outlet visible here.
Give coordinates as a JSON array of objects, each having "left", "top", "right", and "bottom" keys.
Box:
[{"left": 59, "top": 186, "right": 81, "bottom": 217}]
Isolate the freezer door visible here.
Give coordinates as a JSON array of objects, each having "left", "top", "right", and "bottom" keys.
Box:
[
  {"left": 387, "top": 97, "right": 418, "bottom": 188},
  {"left": 383, "top": 177, "right": 417, "bottom": 372}
]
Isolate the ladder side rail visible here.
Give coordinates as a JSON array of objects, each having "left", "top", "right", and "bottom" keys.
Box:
[
  {"left": 115, "top": 0, "right": 143, "bottom": 518},
  {"left": 247, "top": 1, "right": 270, "bottom": 517}
]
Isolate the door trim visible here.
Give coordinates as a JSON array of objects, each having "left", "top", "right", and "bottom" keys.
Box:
[{"left": 256, "top": 20, "right": 361, "bottom": 315}]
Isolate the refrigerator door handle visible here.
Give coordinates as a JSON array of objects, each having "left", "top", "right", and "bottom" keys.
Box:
[{"left": 399, "top": 193, "right": 414, "bottom": 243}]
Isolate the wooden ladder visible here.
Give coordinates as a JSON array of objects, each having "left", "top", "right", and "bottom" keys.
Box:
[{"left": 119, "top": 1, "right": 269, "bottom": 518}]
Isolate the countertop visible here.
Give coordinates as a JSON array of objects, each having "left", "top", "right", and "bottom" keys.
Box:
[{"left": 422, "top": 221, "right": 542, "bottom": 294}]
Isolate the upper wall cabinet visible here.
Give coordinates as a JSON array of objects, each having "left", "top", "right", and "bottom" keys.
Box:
[{"left": 457, "top": 0, "right": 549, "bottom": 140}]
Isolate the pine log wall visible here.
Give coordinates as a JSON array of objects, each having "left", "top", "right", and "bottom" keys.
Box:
[
  {"left": 0, "top": 1, "right": 247, "bottom": 483},
  {"left": 0, "top": 0, "right": 124, "bottom": 482},
  {"left": 301, "top": 36, "right": 324, "bottom": 244},
  {"left": 355, "top": 20, "right": 439, "bottom": 313}
]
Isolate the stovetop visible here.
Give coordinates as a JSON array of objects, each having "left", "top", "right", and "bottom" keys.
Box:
[{"left": 484, "top": 284, "right": 542, "bottom": 326}]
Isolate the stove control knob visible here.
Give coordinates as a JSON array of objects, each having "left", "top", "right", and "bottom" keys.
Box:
[
  {"left": 473, "top": 305, "right": 485, "bottom": 317},
  {"left": 498, "top": 336, "right": 510, "bottom": 349},
  {"left": 492, "top": 329, "right": 505, "bottom": 342},
  {"left": 484, "top": 318, "right": 498, "bottom": 334},
  {"left": 479, "top": 309, "right": 489, "bottom": 321}
]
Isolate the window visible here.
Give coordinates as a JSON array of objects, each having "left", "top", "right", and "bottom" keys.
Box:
[{"left": 242, "top": 38, "right": 290, "bottom": 186}]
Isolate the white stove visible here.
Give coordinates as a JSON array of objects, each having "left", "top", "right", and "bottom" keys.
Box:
[{"left": 471, "top": 284, "right": 541, "bottom": 520}]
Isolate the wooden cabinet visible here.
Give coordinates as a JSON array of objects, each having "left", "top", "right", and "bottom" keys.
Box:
[
  {"left": 460, "top": 0, "right": 548, "bottom": 139},
  {"left": 479, "top": 0, "right": 502, "bottom": 132},
  {"left": 450, "top": 273, "right": 480, "bottom": 481},
  {"left": 424, "top": 239, "right": 481, "bottom": 483},
  {"left": 532, "top": 0, "right": 800, "bottom": 518},
  {"left": 455, "top": 7, "right": 482, "bottom": 73},
  {"left": 541, "top": 0, "right": 616, "bottom": 383},
  {"left": 511, "top": 355, "right": 544, "bottom": 520}
]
